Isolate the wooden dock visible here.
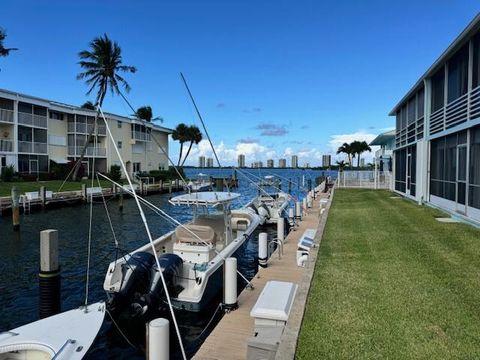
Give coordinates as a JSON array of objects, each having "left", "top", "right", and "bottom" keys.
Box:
[{"left": 193, "top": 190, "right": 328, "bottom": 360}]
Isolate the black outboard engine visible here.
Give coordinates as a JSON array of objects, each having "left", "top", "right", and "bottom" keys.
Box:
[
  {"left": 131, "top": 253, "right": 183, "bottom": 318},
  {"left": 107, "top": 251, "right": 156, "bottom": 316}
]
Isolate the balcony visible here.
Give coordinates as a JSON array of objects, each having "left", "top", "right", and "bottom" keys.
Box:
[
  {"left": 375, "top": 148, "right": 393, "bottom": 159},
  {"left": 132, "top": 131, "right": 151, "bottom": 142},
  {"left": 68, "top": 146, "right": 106, "bottom": 157},
  {"left": 0, "top": 139, "right": 13, "bottom": 152},
  {"left": 67, "top": 122, "right": 106, "bottom": 136},
  {"left": 18, "top": 112, "right": 48, "bottom": 128},
  {"left": 0, "top": 109, "right": 14, "bottom": 123},
  {"left": 18, "top": 141, "right": 47, "bottom": 154}
]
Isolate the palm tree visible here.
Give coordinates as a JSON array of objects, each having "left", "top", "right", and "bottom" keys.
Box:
[
  {"left": 0, "top": 28, "right": 17, "bottom": 68},
  {"left": 135, "top": 105, "right": 163, "bottom": 123},
  {"left": 172, "top": 123, "right": 189, "bottom": 166},
  {"left": 336, "top": 160, "right": 346, "bottom": 171},
  {"left": 81, "top": 101, "right": 95, "bottom": 110},
  {"left": 336, "top": 142, "right": 353, "bottom": 166},
  {"left": 351, "top": 140, "right": 371, "bottom": 167},
  {"left": 181, "top": 125, "right": 203, "bottom": 166},
  {"left": 74, "top": 34, "right": 136, "bottom": 180}
]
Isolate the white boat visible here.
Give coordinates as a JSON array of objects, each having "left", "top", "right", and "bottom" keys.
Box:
[
  {"left": 186, "top": 173, "right": 212, "bottom": 192},
  {"left": 103, "top": 191, "right": 262, "bottom": 314},
  {"left": 0, "top": 302, "right": 105, "bottom": 360},
  {"left": 247, "top": 176, "right": 290, "bottom": 225}
]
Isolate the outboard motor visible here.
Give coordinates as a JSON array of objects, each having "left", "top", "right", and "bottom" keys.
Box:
[
  {"left": 131, "top": 253, "right": 183, "bottom": 317},
  {"left": 258, "top": 202, "right": 271, "bottom": 222},
  {"left": 107, "top": 251, "right": 156, "bottom": 316}
]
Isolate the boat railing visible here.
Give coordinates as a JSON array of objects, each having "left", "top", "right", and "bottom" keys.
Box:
[
  {"left": 268, "top": 238, "right": 284, "bottom": 260},
  {"left": 52, "top": 339, "right": 76, "bottom": 360}
]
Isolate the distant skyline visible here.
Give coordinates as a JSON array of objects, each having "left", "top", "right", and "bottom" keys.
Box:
[{"left": 1, "top": 1, "right": 480, "bottom": 166}]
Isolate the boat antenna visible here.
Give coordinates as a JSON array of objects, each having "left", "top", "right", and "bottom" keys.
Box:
[{"left": 98, "top": 106, "right": 187, "bottom": 360}]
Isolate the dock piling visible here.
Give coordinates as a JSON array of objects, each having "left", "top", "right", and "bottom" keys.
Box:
[
  {"left": 40, "top": 186, "right": 46, "bottom": 210},
  {"left": 147, "top": 318, "right": 169, "bottom": 360},
  {"left": 295, "top": 201, "right": 302, "bottom": 220},
  {"left": 11, "top": 186, "right": 20, "bottom": 231},
  {"left": 118, "top": 187, "right": 124, "bottom": 212},
  {"left": 39, "top": 229, "right": 61, "bottom": 319},
  {"left": 223, "top": 257, "right": 238, "bottom": 311},
  {"left": 277, "top": 217, "right": 285, "bottom": 243},
  {"left": 258, "top": 232, "right": 268, "bottom": 268}
]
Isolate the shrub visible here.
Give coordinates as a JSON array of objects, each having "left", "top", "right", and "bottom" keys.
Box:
[
  {"left": 149, "top": 166, "right": 185, "bottom": 182},
  {"left": 109, "top": 164, "right": 122, "bottom": 182},
  {"left": 50, "top": 161, "right": 68, "bottom": 180},
  {"left": 1, "top": 165, "right": 15, "bottom": 182}
]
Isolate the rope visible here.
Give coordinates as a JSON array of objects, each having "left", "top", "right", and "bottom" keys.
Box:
[
  {"left": 99, "top": 107, "right": 187, "bottom": 360},
  {"left": 96, "top": 173, "right": 119, "bottom": 248},
  {"left": 195, "top": 303, "right": 222, "bottom": 340},
  {"left": 106, "top": 308, "right": 140, "bottom": 351}
]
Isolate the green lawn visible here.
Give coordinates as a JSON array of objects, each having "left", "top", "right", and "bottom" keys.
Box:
[
  {"left": 297, "top": 189, "right": 480, "bottom": 359},
  {"left": 0, "top": 179, "right": 112, "bottom": 197}
]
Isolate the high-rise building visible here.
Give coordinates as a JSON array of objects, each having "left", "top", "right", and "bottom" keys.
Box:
[
  {"left": 304, "top": 163, "right": 310, "bottom": 168},
  {"left": 322, "top": 155, "right": 331, "bottom": 168},
  {"left": 238, "top": 154, "right": 245, "bottom": 168},
  {"left": 291, "top": 155, "right": 298, "bottom": 168},
  {"left": 278, "top": 159, "right": 286, "bottom": 168},
  {"left": 360, "top": 158, "right": 365, "bottom": 167},
  {"left": 198, "top": 156, "right": 205, "bottom": 168},
  {"left": 206, "top": 157, "right": 214, "bottom": 167},
  {"left": 267, "top": 159, "right": 274, "bottom": 168}
]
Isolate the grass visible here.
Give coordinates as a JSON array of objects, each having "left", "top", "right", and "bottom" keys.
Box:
[
  {"left": 0, "top": 179, "right": 112, "bottom": 197},
  {"left": 296, "top": 189, "right": 480, "bottom": 359}
]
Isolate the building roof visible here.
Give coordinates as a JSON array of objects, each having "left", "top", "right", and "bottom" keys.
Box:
[
  {"left": 389, "top": 13, "right": 480, "bottom": 116},
  {"left": 369, "top": 129, "right": 395, "bottom": 146},
  {"left": 0, "top": 88, "right": 173, "bottom": 134}
]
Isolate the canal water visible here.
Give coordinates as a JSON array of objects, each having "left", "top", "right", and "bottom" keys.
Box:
[{"left": 0, "top": 168, "right": 332, "bottom": 359}]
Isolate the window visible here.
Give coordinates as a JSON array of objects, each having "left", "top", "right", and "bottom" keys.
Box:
[
  {"left": 18, "top": 102, "right": 32, "bottom": 114},
  {"left": 133, "top": 162, "right": 141, "bottom": 173},
  {"left": 417, "top": 87, "right": 424, "bottom": 118},
  {"left": 117, "top": 121, "right": 122, "bottom": 128},
  {"left": 33, "top": 106, "right": 47, "bottom": 117},
  {"left": 447, "top": 44, "right": 469, "bottom": 103},
  {"left": 117, "top": 141, "right": 122, "bottom": 149},
  {"left": 132, "top": 143, "right": 143, "bottom": 154},
  {"left": 48, "top": 135, "right": 66, "bottom": 146},
  {"left": 431, "top": 68, "right": 445, "bottom": 112},
  {"left": 0, "top": 98, "right": 14, "bottom": 110},
  {"left": 401, "top": 105, "right": 407, "bottom": 129},
  {"left": 407, "top": 97, "right": 416, "bottom": 125},
  {"left": 49, "top": 111, "right": 64, "bottom": 120},
  {"left": 474, "top": 32, "right": 480, "bottom": 89}
]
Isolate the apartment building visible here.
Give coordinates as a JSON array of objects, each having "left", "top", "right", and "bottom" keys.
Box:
[
  {"left": 322, "top": 155, "right": 331, "bottom": 168},
  {"left": 391, "top": 14, "right": 480, "bottom": 223},
  {"left": 237, "top": 154, "right": 245, "bottom": 168},
  {"left": 206, "top": 157, "right": 214, "bottom": 167},
  {"left": 291, "top": 155, "right": 298, "bottom": 168},
  {"left": 266, "top": 159, "right": 274, "bottom": 168},
  {"left": 198, "top": 156, "right": 206, "bottom": 168},
  {"left": 0, "top": 89, "right": 171, "bottom": 177},
  {"left": 278, "top": 158, "right": 286, "bottom": 168}
]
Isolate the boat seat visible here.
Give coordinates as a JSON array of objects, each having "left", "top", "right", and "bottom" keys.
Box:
[{"left": 175, "top": 224, "right": 216, "bottom": 245}]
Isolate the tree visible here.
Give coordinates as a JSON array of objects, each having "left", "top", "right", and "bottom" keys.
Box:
[
  {"left": 181, "top": 125, "right": 203, "bottom": 166},
  {"left": 172, "top": 123, "right": 189, "bottom": 166},
  {"left": 135, "top": 105, "right": 163, "bottom": 123},
  {"left": 351, "top": 140, "right": 371, "bottom": 167},
  {"left": 0, "top": 28, "right": 17, "bottom": 69},
  {"left": 336, "top": 142, "right": 353, "bottom": 166},
  {"left": 74, "top": 34, "right": 136, "bottom": 180},
  {"left": 81, "top": 101, "right": 95, "bottom": 110},
  {"left": 335, "top": 160, "right": 346, "bottom": 171}
]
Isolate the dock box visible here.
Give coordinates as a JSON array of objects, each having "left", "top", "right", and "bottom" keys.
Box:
[{"left": 296, "top": 228, "right": 316, "bottom": 267}]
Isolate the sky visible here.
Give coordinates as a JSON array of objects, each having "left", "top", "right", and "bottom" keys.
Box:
[{"left": 1, "top": 1, "right": 480, "bottom": 166}]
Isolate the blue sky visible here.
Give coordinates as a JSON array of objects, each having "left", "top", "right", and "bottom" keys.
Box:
[{"left": 1, "top": 1, "right": 480, "bottom": 166}]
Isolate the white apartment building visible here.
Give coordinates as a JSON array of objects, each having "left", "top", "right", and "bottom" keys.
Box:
[
  {"left": 266, "top": 159, "right": 274, "bottom": 168},
  {"left": 291, "top": 155, "right": 298, "bottom": 168},
  {"left": 198, "top": 156, "right": 206, "bottom": 168},
  {"left": 0, "top": 89, "right": 171, "bottom": 176},
  {"left": 322, "top": 154, "right": 331, "bottom": 168},
  {"left": 278, "top": 158, "right": 286, "bottom": 168},
  {"left": 206, "top": 157, "right": 214, "bottom": 167}
]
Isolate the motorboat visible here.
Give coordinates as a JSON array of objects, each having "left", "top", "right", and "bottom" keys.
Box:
[
  {"left": 246, "top": 175, "right": 290, "bottom": 225},
  {"left": 0, "top": 302, "right": 105, "bottom": 360},
  {"left": 186, "top": 173, "right": 212, "bottom": 192},
  {"left": 103, "top": 191, "right": 262, "bottom": 315}
]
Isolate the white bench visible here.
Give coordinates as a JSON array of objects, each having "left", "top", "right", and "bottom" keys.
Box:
[
  {"left": 25, "top": 191, "right": 40, "bottom": 201},
  {"left": 86, "top": 187, "right": 103, "bottom": 195},
  {"left": 296, "top": 228, "right": 316, "bottom": 267},
  {"left": 248, "top": 281, "right": 298, "bottom": 360}
]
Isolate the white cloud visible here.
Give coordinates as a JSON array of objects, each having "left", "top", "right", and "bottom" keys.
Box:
[{"left": 328, "top": 131, "right": 379, "bottom": 164}]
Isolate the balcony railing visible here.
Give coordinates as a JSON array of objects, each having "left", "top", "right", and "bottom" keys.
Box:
[
  {"left": 18, "top": 112, "right": 48, "bottom": 128},
  {"left": 68, "top": 146, "right": 106, "bottom": 157},
  {"left": 0, "top": 139, "right": 13, "bottom": 152},
  {"left": 0, "top": 108, "right": 14, "bottom": 123},
  {"left": 132, "top": 131, "right": 151, "bottom": 142},
  {"left": 18, "top": 141, "right": 47, "bottom": 154},
  {"left": 67, "top": 122, "right": 107, "bottom": 135},
  {"left": 375, "top": 148, "right": 393, "bottom": 158}
]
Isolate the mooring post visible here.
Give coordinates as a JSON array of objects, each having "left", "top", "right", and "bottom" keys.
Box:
[
  {"left": 81, "top": 184, "right": 87, "bottom": 202},
  {"left": 40, "top": 186, "right": 46, "bottom": 210},
  {"left": 307, "top": 179, "right": 312, "bottom": 192},
  {"left": 39, "top": 229, "right": 61, "bottom": 319},
  {"left": 169, "top": 180, "right": 173, "bottom": 193},
  {"left": 159, "top": 179, "right": 163, "bottom": 193},
  {"left": 118, "top": 186, "right": 124, "bottom": 212},
  {"left": 258, "top": 232, "right": 268, "bottom": 268},
  {"left": 147, "top": 318, "right": 169, "bottom": 360},
  {"left": 288, "top": 179, "right": 292, "bottom": 193},
  {"left": 277, "top": 217, "right": 285, "bottom": 243},
  {"left": 295, "top": 201, "right": 302, "bottom": 220},
  {"left": 223, "top": 257, "right": 238, "bottom": 311},
  {"left": 11, "top": 186, "right": 20, "bottom": 231},
  {"left": 288, "top": 207, "right": 294, "bottom": 224}
]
